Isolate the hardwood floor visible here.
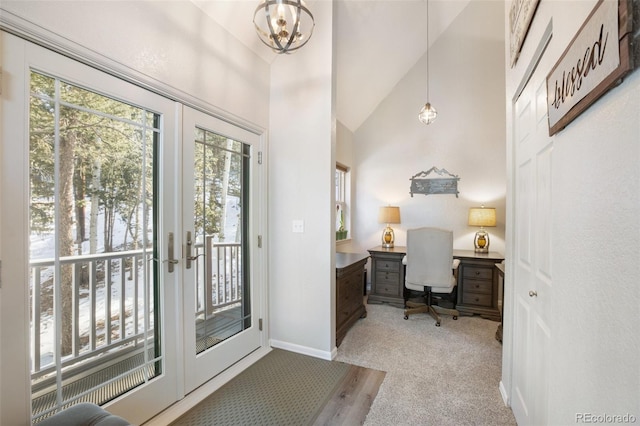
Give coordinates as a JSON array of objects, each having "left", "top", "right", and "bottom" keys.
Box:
[{"left": 313, "top": 365, "right": 386, "bottom": 425}]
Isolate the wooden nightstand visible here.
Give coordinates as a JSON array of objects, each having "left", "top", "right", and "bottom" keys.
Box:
[
  {"left": 367, "top": 246, "right": 406, "bottom": 308},
  {"left": 453, "top": 250, "right": 504, "bottom": 321}
]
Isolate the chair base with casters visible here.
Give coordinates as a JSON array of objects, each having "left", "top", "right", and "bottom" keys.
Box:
[{"left": 403, "top": 288, "right": 459, "bottom": 326}]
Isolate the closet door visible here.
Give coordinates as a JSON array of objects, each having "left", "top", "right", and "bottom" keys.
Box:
[
  {"left": 510, "top": 46, "right": 553, "bottom": 426},
  {"left": 1, "top": 33, "right": 180, "bottom": 425}
]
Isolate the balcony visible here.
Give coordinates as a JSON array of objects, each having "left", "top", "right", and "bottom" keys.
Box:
[{"left": 30, "top": 240, "right": 243, "bottom": 422}]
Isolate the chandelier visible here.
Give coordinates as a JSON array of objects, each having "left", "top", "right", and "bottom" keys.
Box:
[
  {"left": 418, "top": 0, "right": 437, "bottom": 124},
  {"left": 253, "top": 0, "right": 315, "bottom": 54}
]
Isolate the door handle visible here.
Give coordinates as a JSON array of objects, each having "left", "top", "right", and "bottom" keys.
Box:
[
  {"left": 186, "top": 231, "right": 193, "bottom": 269},
  {"left": 166, "top": 232, "right": 178, "bottom": 273},
  {"left": 185, "top": 231, "right": 204, "bottom": 269}
]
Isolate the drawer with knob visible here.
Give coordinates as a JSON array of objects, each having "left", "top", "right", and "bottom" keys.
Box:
[
  {"left": 464, "top": 278, "right": 492, "bottom": 295},
  {"left": 463, "top": 266, "right": 493, "bottom": 280},
  {"left": 462, "top": 291, "right": 492, "bottom": 307},
  {"left": 376, "top": 260, "right": 399, "bottom": 272}
]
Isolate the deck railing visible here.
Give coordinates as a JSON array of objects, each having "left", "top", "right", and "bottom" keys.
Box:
[
  {"left": 29, "top": 240, "right": 242, "bottom": 380},
  {"left": 195, "top": 239, "right": 242, "bottom": 319}
]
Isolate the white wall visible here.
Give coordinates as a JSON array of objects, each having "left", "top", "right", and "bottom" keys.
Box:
[
  {"left": 267, "top": 1, "right": 337, "bottom": 359},
  {"left": 336, "top": 121, "right": 354, "bottom": 166},
  {"left": 503, "top": 0, "right": 640, "bottom": 422},
  {"left": 351, "top": 0, "right": 506, "bottom": 256}
]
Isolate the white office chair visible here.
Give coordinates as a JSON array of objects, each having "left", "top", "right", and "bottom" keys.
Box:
[{"left": 403, "top": 227, "right": 460, "bottom": 326}]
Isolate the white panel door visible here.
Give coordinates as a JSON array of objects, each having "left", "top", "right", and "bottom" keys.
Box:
[{"left": 511, "top": 55, "right": 553, "bottom": 425}]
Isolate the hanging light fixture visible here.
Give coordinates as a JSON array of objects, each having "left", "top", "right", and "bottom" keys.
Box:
[
  {"left": 253, "top": 0, "right": 315, "bottom": 54},
  {"left": 418, "top": 0, "right": 437, "bottom": 124}
]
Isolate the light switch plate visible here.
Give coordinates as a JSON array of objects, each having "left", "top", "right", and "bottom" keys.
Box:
[{"left": 292, "top": 220, "right": 304, "bottom": 233}]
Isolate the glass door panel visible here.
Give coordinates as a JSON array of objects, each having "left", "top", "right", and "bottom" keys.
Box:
[{"left": 192, "top": 129, "right": 250, "bottom": 353}]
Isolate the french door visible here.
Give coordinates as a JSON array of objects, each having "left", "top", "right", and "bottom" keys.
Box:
[
  {"left": 181, "top": 107, "right": 263, "bottom": 393},
  {"left": 0, "top": 33, "right": 264, "bottom": 425},
  {"left": 1, "top": 33, "right": 180, "bottom": 425}
]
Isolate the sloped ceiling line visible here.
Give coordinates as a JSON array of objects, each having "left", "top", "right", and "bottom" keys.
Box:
[{"left": 192, "top": 0, "right": 470, "bottom": 132}]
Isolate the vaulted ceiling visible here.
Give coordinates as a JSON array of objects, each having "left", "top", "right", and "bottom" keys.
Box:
[{"left": 191, "top": 0, "right": 471, "bottom": 132}]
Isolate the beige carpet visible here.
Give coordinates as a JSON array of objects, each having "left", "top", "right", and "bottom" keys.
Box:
[{"left": 335, "top": 301, "right": 517, "bottom": 426}]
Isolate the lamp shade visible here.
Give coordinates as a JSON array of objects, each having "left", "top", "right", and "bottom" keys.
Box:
[
  {"left": 378, "top": 206, "right": 401, "bottom": 224},
  {"left": 468, "top": 207, "right": 496, "bottom": 227}
]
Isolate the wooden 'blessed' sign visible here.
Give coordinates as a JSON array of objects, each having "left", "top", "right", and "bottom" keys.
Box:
[{"left": 547, "top": 0, "right": 635, "bottom": 136}]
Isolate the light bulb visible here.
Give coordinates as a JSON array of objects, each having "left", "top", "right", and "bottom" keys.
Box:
[{"left": 276, "top": 3, "right": 286, "bottom": 23}]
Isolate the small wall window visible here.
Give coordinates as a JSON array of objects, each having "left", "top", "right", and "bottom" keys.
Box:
[{"left": 335, "top": 163, "right": 349, "bottom": 241}]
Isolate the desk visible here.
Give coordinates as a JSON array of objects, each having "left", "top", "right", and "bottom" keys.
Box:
[
  {"left": 336, "top": 252, "right": 369, "bottom": 346},
  {"left": 366, "top": 247, "right": 504, "bottom": 321}
]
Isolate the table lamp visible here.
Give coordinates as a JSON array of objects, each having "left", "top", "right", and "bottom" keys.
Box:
[
  {"left": 468, "top": 206, "right": 496, "bottom": 253},
  {"left": 378, "top": 206, "right": 401, "bottom": 248}
]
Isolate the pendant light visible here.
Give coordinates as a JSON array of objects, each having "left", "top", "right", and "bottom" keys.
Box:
[
  {"left": 253, "top": 0, "right": 315, "bottom": 54},
  {"left": 418, "top": 0, "right": 437, "bottom": 124}
]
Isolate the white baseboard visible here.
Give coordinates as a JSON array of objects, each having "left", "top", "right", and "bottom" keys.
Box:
[
  {"left": 330, "top": 346, "right": 338, "bottom": 360},
  {"left": 142, "top": 346, "right": 272, "bottom": 425},
  {"left": 269, "top": 339, "right": 333, "bottom": 361},
  {"left": 499, "top": 380, "right": 510, "bottom": 406}
]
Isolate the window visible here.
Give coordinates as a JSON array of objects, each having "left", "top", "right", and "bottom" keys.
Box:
[{"left": 335, "top": 164, "right": 349, "bottom": 241}]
